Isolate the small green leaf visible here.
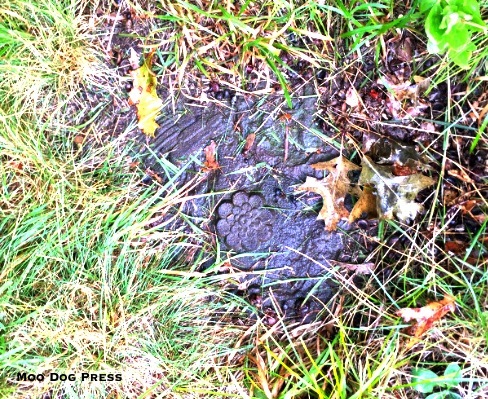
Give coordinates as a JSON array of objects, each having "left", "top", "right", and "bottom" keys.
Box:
[
  {"left": 443, "top": 363, "right": 463, "bottom": 388},
  {"left": 444, "top": 363, "right": 461, "bottom": 376},
  {"left": 440, "top": 10, "right": 460, "bottom": 31},
  {"left": 449, "top": 48, "right": 473, "bottom": 68},
  {"left": 412, "top": 368, "right": 439, "bottom": 393},
  {"left": 426, "top": 4, "right": 448, "bottom": 53},
  {"left": 449, "top": 0, "right": 487, "bottom": 27},
  {"left": 420, "top": 0, "right": 438, "bottom": 13},
  {"left": 444, "top": 24, "right": 470, "bottom": 50},
  {"left": 458, "top": 0, "right": 485, "bottom": 25}
]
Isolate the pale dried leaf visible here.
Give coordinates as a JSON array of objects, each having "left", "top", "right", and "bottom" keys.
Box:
[
  {"left": 128, "top": 47, "right": 140, "bottom": 70},
  {"left": 331, "top": 260, "right": 375, "bottom": 274},
  {"left": 396, "top": 295, "right": 456, "bottom": 349},
  {"left": 345, "top": 86, "right": 360, "bottom": 108},
  {"left": 359, "top": 156, "right": 435, "bottom": 221}
]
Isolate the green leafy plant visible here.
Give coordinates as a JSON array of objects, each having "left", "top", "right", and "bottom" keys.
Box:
[
  {"left": 411, "top": 363, "right": 463, "bottom": 399},
  {"left": 420, "top": 0, "right": 487, "bottom": 68}
]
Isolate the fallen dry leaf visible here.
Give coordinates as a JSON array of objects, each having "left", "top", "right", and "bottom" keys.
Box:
[
  {"left": 74, "top": 134, "right": 86, "bottom": 147},
  {"left": 443, "top": 188, "right": 460, "bottom": 205},
  {"left": 330, "top": 260, "right": 375, "bottom": 274},
  {"left": 298, "top": 156, "right": 361, "bottom": 231},
  {"left": 359, "top": 156, "right": 435, "bottom": 222},
  {"left": 349, "top": 185, "right": 378, "bottom": 223},
  {"left": 396, "top": 295, "right": 456, "bottom": 349},
  {"left": 369, "top": 137, "right": 425, "bottom": 171},
  {"left": 202, "top": 140, "right": 219, "bottom": 171},
  {"left": 128, "top": 54, "right": 163, "bottom": 137},
  {"left": 243, "top": 133, "right": 256, "bottom": 155},
  {"left": 128, "top": 160, "right": 140, "bottom": 170},
  {"left": 128, "top": 47, "right": 140, "bottom": 70},
  {"left": 378, "top": 75, "right": 430, "bottom": 119},
  {"left": 378, "top": 75, "right": 430, "bottom": 102},
  {"left": 345, "top": 86, "right": 360, "bottom": 108},
  {"left": 451, "top": 199, "right": 486, "bottom": 223},
  {"left": 145, "top": 168, "right": 163, "bottom": 184},
  {"left": 392, "top": 162, "right": 417, "bottom": 176},
  {"left": 6, "top": 160, "right": 23, "bottom": 171},
  {"left": 445, "top": 240, "right": 468, "bottom": 254},
  {"left": 447, "top": 168, "right": 475, "bottom": 184}
]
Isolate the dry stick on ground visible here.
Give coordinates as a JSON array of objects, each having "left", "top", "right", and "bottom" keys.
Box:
[{"left": 279, "top": 113, "right": 293, "bottom": 162}]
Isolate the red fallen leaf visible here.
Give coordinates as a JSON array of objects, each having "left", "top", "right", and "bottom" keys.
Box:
[
  {"left": 74, "top": 134, "right": 86, "bottom": 146},
  {"left": 203, "top": 140, "right": 219, "bottom": 171},
  {"left": 7, "top": 160, "right": 23, "bottom": 171},
  {"left": 278, "top": 113, "right": 292, "bottom": 123},
  {"left": 455, "top": 199, "right": 487, "bottom": 224},
  {"left": 445, "top": 240, "right": 467, "bottom": 254},
  {"left": 396, "top": 295, "right": 456, "bottom": 349},
  {"left": 460, "top": 199, "right": 479, "bottom": 213},
  {"left": 128, "top": 161, "right": 140, "bottom": 170},
  {"left": 369, "top": 89, "right": 381, "bottom": 100}
]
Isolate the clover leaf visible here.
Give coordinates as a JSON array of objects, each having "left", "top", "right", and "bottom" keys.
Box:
[{"left": 412, "top": 368, "right": 439, "bottom": 393}]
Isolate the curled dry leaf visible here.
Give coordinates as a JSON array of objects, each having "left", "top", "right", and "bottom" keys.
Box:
[
  {"left": 145, "top": 168, "right": 163, "bottom": 184},
  {"left": 330, "top": 260, "right": 375, "bottom": 274},
  {"left": 298, "top": 156, "right": 360, "bottom": 231},
  {"left": 202, "top": 140, "right": 219, "bottom": 171},
  {"left": 128, "top": 54, "right": 163, "bottom": 137},
  {"left": 345, "top": 86, "right": 360, "bottom": 108},
  {"left": 243, "top": 133, "right": 256, "bottom": 155},
  {"left": 359, "top": 156, "right": 435, "bottom": 222},
  {"left": 396, "top": 295, "right": 456, "bottom": 349},
  {"left": 349, "top": 185, "right": 378, "bottom": 223},
  {"left": 73, "top": 134, "right": 86, "bottom": 147}
]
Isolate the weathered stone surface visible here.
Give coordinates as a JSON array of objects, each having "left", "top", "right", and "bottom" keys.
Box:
[{"left": 131, "top": 85, "right": 361, "bottom": 322}]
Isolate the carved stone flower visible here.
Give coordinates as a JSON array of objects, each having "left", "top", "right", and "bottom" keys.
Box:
[{"left": 216, "top": 192, "right": 273, "bottom": 252}]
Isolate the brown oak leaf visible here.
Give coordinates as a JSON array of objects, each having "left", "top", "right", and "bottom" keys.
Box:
[{"left": 298, "top": 156, "right": 360, "bottom": 231}]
